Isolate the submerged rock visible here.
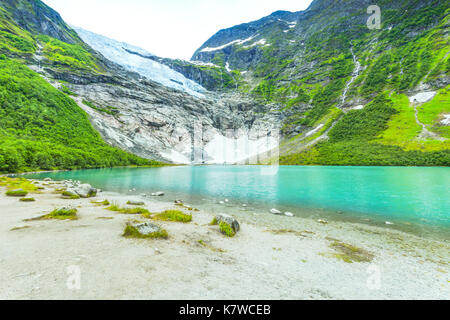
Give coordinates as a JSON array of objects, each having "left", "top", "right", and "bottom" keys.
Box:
[
  {"left": 284, "top": 212, "right": 294, "bottom": 217},
  {"left": 151, "top": 192, "right": 165, "bottom": 197}
]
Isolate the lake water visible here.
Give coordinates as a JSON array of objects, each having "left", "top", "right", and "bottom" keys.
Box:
[{"left": 26, "top": 166, "right": 450, "bottom": 238}]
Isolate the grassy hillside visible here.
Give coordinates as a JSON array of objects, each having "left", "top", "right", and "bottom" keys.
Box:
[
  {"left": 0, "top": 0, "right": 163, "bottom": 173},
  {"left": 279, "top": 93, "right": 450, "bottom": 166},
  {"left": 194, "top": 0, "right": 450, "bottom": 166},
  {"left": 0, "top": 56, "right": 158, "bottom": 173}
]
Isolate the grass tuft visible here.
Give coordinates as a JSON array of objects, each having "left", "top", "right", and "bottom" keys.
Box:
[
  {"left": 149, "top": 210, "right": 192, "bottom": 223},
  {"left": 106, "top": 204, "right": 150, "bottom": 215},
  {"left": 19, "top": 197, "right": 35, "bottom": 202},
  {"left": 6, "top": 189, "right": 28, "bottom": 197}
]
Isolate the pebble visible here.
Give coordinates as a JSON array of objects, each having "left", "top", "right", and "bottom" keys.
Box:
[{"left": 284, "top": 212, "right": 294, "bottom": 217}]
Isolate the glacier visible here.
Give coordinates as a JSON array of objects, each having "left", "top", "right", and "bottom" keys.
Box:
[{"left": 73, "top": 27, "right": 207, "bottom": 98}]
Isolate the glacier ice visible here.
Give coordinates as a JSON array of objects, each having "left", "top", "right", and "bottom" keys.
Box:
[{"left": 74, "top": 27, "right": 206, "bottom": 98}]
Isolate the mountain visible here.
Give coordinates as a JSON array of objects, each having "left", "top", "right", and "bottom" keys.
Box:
[
  {"left": 190, "top": 0, "right": 450, "bottom": 166},
  {"left": 0, "top": 0, "right": 449, "bottom": 171},
  {"left": 0, "top": 0, "right": 279, "bottom": 170},
  {"left": 0, "top": 0, "right": 157, "bottom": 171}
]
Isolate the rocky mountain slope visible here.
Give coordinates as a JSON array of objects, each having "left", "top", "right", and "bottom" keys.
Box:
[
  {"left": 0, "top": 0, "right": 449, "bottom": 169},
  {"left": 0, "top": 0, "right": 281, "bottom": 170},
  {"left": 190, "top": 0, "right": 450, "bottom": 165}
]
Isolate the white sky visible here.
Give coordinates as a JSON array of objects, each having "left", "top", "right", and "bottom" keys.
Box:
[{"left": 42, "top": 0, "right": 313, "bottom": 60}]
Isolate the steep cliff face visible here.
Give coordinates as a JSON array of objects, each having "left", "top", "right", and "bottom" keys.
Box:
[{"left": 0, "top": 0, "right": 80, "bottom": 44}]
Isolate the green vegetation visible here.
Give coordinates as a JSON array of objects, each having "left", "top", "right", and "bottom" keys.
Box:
[
  {"left": 0, "top": 7, "right": 35, "bottom": 56},
  {"left": 149, "top": 210, "right": 192, "bottom": 223},
  {"left": 122, "top": 224, "right": 168, "bottom": 239},
  {"left": 219, "top": 221, "right": 236, "bottom": 237},
  {"left": 37, "top": 35, "right": 101, "bottom": 73},
  {"left": 417, "top": 87, "right": 450, "bottom": 139},
  {"left": 328, "top": 240, "right": 374, "bottom": 263},
  {"left": 280, "top": 94, "right": 450, "bottom": 166},
  {"left": 6, "top": 189, "right": 28, "bottom": 197},
  {"left": 61, "top": 191, "right": 80, "bottom": 199},
  {"left": 91, "top": 199, "right": 110, "bottom": 206},
  {"left": 0, "top": 58, "right": 159, "bottom": 173},
  {"left": 20, "top": 197, "right": 36, "bottom": 202},
  {"left": 43, "top": 207, "right": 78, "bottom": 220},
  {"left": 0, "top": 177, "right": 39, "bottom": 192},
  {"left": 82, "top": 100, "right": 119, "bottom": 116},
  {"left": 106, "top": 204, "right": 150, "bottom": 215}
]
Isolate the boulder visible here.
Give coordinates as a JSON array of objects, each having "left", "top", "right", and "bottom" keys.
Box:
[
  {"left": 63, "top": 189, "right": 79, "bottom": 198},
  {"left": 73, "top": 184, "right": 97, "bottom": 198},
  {"left": 151, "top": 192, "right": 165, "bottom": 197},
  {"left": 215, "top": 214, "right": 240, "bottom": 233},
  {"left": 133, "top": 222, "right": 162, "bottom": 235},
  {"left": 284, "top": 212, "right": 294, "bottom": 217}
]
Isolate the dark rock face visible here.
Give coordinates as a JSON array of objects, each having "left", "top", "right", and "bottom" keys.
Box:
[{"left": 0, "top": 0, "right": 80, "bottom": 44}]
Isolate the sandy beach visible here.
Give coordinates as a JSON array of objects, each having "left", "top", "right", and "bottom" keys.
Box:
[{"left": 0, "top": 178, "right": 448, "bottom": 300}]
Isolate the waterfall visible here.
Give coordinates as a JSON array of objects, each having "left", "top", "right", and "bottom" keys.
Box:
[{"left": 341, "top": 48, "right": 361, "bottom": 106}]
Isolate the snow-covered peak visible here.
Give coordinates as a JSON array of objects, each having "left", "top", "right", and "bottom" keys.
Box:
[{"left": 74, "top": 27, "right": 206, "bottom": 98}]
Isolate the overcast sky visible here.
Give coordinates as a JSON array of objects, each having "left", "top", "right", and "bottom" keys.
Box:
[{"left": 42, "top": 0, "right": 313, "bottom": 60}]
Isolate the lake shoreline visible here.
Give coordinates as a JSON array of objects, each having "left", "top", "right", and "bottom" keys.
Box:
[{"left": 0, "top": 177, "right": 448, "bottom": 300}]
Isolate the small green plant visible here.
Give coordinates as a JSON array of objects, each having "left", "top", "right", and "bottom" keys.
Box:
[
  {"left": 122, "top": 225, "right": 168, "bottom": 239},
  {"left": 209, "top": 217, "right": 218, "bottom": 226},
  {"left": 106, "top": 204, "right": 150, "bottom": 215},
  {"left": 329, "top": 241, "right": 374, "bottom": 263},
  {"left": 219, "top": 221, "right": 236, "bottom": 237},
  {"left": 20, "top": 197, "right": 35, "bottom": 202},
  {"left": 61, "top": 191, "right": 80, "bottom": 199},
  {"left": 6, "top": 189, "right": 28, "bottom": 197},
  {"left": 91, "top": 199, "right": 110, "bottom": 206},
  {"left": 150, "top": 210, "right": 192, "bottom": 223},
  {"left": 42, "top": 208, "right": 78, "bottom": 220}
]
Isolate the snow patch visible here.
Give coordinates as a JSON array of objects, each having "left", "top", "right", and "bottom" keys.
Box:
[
  {"left": 409, "top": 91, "right": 436, "bottom": 104},
  {"left": 441, "top": 114, "right": 450, "bottom": 126},
  {"left": 349, "top": 105, "right": 365, "bottom": 110},
  {"left": 243, "top": 39, "right": 269, "bottom": 49},
  {"left": 200, "top": 36, "right": 255, "bottom": 52}
]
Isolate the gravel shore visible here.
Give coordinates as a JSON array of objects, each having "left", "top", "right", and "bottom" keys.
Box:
[{"left": 0, "top": 179, "right": 448, "bottom": 300}]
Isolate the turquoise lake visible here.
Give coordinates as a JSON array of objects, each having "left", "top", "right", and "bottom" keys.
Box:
[{"left": 26, "top": 166, "right": 450, "bottom": 237}]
